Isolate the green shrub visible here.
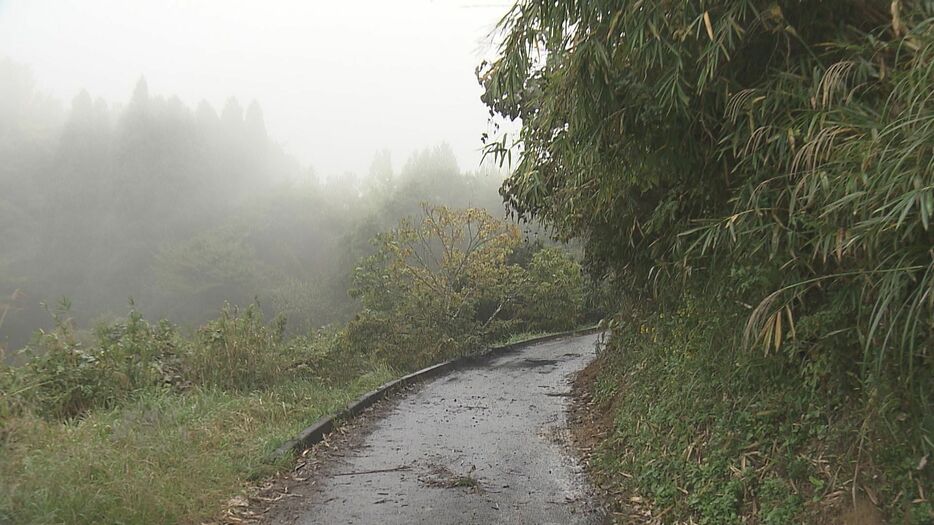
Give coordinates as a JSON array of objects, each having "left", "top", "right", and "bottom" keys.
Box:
[
  {"left": 519, "top": 247, "right": 585, "bottom": 332},
  {"left": 4, "top": 306, "right": 181, "bottom": 420},
  {"left": 347, "top": 205, "right": 523, "bottom": 370},
  {"left": 186, "top": 304, "right": 290, "bottom": 391}
]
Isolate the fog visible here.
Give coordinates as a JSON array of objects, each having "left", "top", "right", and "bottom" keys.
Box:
[
  {"left": 0, "top": 1, "right": 519, "bottom": 353},
  {"left": 0, "top": 0, "right": 508, "bottom": 175}
]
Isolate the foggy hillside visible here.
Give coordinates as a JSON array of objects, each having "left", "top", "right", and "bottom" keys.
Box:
[{"left": 0, "top": 59, "right": 508, "bottom": 352}]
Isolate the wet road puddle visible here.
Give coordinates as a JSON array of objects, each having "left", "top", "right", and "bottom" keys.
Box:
[{"left": 505, "top": 357, "right": 559, "bottom": 369}]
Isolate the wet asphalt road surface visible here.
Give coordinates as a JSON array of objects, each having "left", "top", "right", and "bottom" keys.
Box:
[{"left": 274, "top": 333, "right": 605, "bottom": 525}]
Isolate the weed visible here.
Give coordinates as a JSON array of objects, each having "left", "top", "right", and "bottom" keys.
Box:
[
  {"left": 585, "top": 290, "right": 931, "bottom": 524},
  {"left": 0, "top": 368, "right": 393, "bottom": 524}
]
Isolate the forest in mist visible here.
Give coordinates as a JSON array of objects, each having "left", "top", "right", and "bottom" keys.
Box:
[{"left": 0, "top": 58, "right": 507, "bottom": 353}]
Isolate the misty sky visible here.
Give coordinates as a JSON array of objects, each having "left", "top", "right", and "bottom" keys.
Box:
[{"left": 0, "top": 0, "right": 511, "bottom": 178}]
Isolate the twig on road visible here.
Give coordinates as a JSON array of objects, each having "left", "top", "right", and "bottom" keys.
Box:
[{"left": 332, "top": 465, "right": 411, "bottom": 477}]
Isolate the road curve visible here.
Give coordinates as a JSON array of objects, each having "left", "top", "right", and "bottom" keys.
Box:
[{"left": 272, "top": 333, "right": 605, "bottom": 525}]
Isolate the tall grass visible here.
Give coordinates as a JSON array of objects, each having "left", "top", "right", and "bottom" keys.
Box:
[
  {"left": 0, "top": 304, "right": 394, "bottom": 524},
  {"left": 0, "top": 374, "right": 392, "bottom": 524}
]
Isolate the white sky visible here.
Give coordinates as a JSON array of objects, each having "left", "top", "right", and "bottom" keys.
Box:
[{"left": 0, "top": 0, "right": 512, "bottom": 177}]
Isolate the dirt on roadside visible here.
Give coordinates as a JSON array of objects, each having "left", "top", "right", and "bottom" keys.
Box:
[{"left": 567, "top": 355, "right": 656, "bottom": 524}]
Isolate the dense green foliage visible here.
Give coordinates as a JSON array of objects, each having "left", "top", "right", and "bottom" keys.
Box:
[
  {"left": 347, "top": 205, "right": 591, "bottom": 369},
  {"left": 482, "top": 0, "right": 932, "bottom": 521},
  {"left": 520, "top": 246, "right": 586, "bottom": 331},
  {"left": 483, "top": 0, "right": 933, "bottom": 374}
]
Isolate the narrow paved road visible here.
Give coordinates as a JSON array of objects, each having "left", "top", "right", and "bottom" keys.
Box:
[{"left": 272, "top": 333, "right": 605, "bottom": 525}]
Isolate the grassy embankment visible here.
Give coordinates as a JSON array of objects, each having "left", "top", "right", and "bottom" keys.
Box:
[
  {"left": 0, "top": 305, "right": 396, "bottom": 524},
  {"left": 577, "top": 292, "right": 931, "bottom": 524}
]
